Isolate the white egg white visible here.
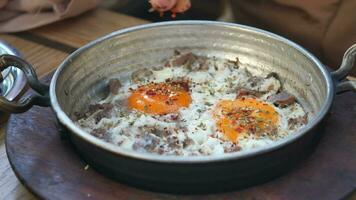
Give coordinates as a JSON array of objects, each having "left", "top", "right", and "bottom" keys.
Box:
[{"left": 76, "top": 55, "right": 308, "bottom": 156}]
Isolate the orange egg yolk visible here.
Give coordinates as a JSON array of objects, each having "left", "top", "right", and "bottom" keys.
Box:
[
  {"left": 214, "top": 98, "right": 279, "bottom": 143},
  {"left": 128, "top": 82, "right": 191, "bottom": 115}
]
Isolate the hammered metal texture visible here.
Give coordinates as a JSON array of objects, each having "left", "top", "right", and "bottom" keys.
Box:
[{"left": 55, "top": 23, "right": 327, "bottom": 117}]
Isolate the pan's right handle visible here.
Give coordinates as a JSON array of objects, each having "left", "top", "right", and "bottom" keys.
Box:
[
  {"left": 331, "top": 44, "right": 356, "bottom": 93},
  {"left": 0, "top": 54, "right": 50, "bottom": 113}
]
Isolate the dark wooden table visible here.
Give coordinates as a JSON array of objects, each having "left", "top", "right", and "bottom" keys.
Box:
[{"left": 0, "top": 8, "right": 147, "bottom": 199}]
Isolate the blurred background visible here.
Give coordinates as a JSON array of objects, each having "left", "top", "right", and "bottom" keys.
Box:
[
  {"left": 99, "top": 0, "right": 355, "bottom": 75},
  {"left": 100, "top": 0, "right": 234, "bottom": 22}
]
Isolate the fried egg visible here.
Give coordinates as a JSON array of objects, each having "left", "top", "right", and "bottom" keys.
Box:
[
  {"left": 128, "top": 82, "right": 191, "bottom": 115},
  {"left": 214, "top": 98, "right": 279, "bottom": 143},
  {"left": 76, "top": 51, "right": 309, "bottom": 156}
]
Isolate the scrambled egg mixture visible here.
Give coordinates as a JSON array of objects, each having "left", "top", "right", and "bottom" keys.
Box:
[{"left": 75, "top": 51, "right": 308, "bottom": 156}]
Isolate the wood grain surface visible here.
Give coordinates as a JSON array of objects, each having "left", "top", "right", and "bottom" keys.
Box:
[
  {"left": 0, "top": 35, "right": 68, "bottom": 200},
  {"left": 5, "top": 72, "right": 356, "bottom": 199},
  {"left": 0, "top": 9, "right": 148, "bottom": 200},
  {"left": 30, "top": 9, "right": 148, "bottom": 49},
  {"left": 0, "top": 35, "right": 68, "bottom": 77}
]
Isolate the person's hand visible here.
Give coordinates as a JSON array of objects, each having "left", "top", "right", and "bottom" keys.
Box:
[{"left": 149, "top": 0, "right": 191, "bottom": 18}]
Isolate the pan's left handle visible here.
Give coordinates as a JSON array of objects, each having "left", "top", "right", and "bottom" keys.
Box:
[
  {"left": 331, "top": 44, "right": 356, "bottom": 94},
  {"left": 0, "top": 54, "right": 50, "bottom": 113}
]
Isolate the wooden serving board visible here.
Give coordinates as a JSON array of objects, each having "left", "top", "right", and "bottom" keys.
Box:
[
  {"left": 5, "top": 74, "right": 356, "bottom": 200},
  {"left": 0, "top": 9, "right": 148, "bottom": 199}
]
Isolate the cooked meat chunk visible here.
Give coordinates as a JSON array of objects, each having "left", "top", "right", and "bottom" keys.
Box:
[
  {"left": 108, "top": 79, "right": 121, "bottom": 95},
  {"left": 88, "top": 103, "right": 113, "bottom": 113},
  {"left": 224, "top": 144, "right": 241, "bottom": 153},
  {"left": 183, "top": 137, "right": 194, "bottom": 148},
  {"left": 131, "top": 68, "right": 153, "bottom": 83},
  {"left": 167, "top": 135, "right": 182, "bottom": 149},
  {"left": 245, "top": 72, "right": 281, "bottom": 94},
  {"left": 268, "top": 91, "right": 296, "bottom": 107},
  {"left": 133, "top": 133, "right": 160, "bottom": 152},
  {"left": 139, "top": 125, "right": 170, "bottom": 138},
  {"left": 73, "top": 102, "right": 114, "bottom": 121},
  {"left": 91, "top": 128, "right": 107, "bottom": 138},
  {"left": 189, "top": 56, "right": 209, "bottom": 71},
  {"left": 167, "top": 78, "right": 190, "bottom": 91},
  {"left": 88, "top": 103, "right": 114, "bottom": 113},
  {"left": 88, "top": 103, "right": 114, "bottom": 124},
  {"left": 94, "top": 111, "right": 111, "bottom": 124},
  {"left": 236, "top": 87, "right": 265, "bottom": 98},
  {"left": 225, "top": 57, "right": 240, "bottom": 70},
  {"left": 168, "top": 52, "right": 196, "bottom": 67},
  {"left": 88, "top": 104, "right": 102, "bottom": 114},
  {"left": 262, "top": 125, "right": 278, "bottom": 138},
  {"left": 288, "top": 114, "right": 308, "bottom": 129},
  {"left": 166, "top": 51, "right": 209, "bottom": 71}
]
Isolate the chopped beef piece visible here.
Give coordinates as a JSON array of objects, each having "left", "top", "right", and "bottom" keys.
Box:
[
  {"left": 133, "top": 133, "right": 160, "bottom": 152},
  {"left": 236, "top": 87, "right": 265, "bottom": 98},
  {"left": 198, "top": 146, "right": 212, "bottom": 155},
  {"left": 224, "top": 144, "right": 241, "bottom": 153},
  {"left": 225, "top": 57, "right": 240, "bottom": 70},
  {"left": 157, "top": 147, "right": 165, "bottom": 155},
  {"left": 262, "top": 125, "right": 279, "bottom": 138},
  {"left": 165, "top": 78, "right": 190, "bottom": 91},
  {"left": 89, "top": 103, "right": 113, "bottom": 113},
  {"left": 176, "top": 80, "right": 190, "bottom": 91},
  {"left": 73, "top": 102, "right": 114, "bottom": 121},
  {"left": 288, "top": 114, "right": 308, "bottom": 130},
  {"left": 131, "top": 68, "right": 153, "bottom": 83},
  {"left": 183, "top": 137, "right": 194, "bottom": 148},
  {"left": 88, "top": 103, "right": 113, "bottom": 114},
  {"left": 139, "top": 126, "right": 169, "bottom": 138},
  {"left": 265, "top": 72, "right": 282, "bottom": 92},
  {"left": 90, "top": 103, "right": 114, "bottom": 124},
  {"left": 268, "top": 91, "right": 296, "bottom": 107},
  {"left": 167, "top": 51, "right": 210, "bottom": 71},
  {"left": 246, "top": 72, "right": 281, "bottom": 93},
  {"left": 189, "top": 56, "right": 209, "bottom": 71},
  {"left": 173, "top": 150, "right": 183, "bottom": 156},
  {"left": 108, "top": 79, "right": 121, "bottom": 95},
  {"left": 88, "top": 104, "right": 102, "bottom": 114},
  {"left": 169, "top": 52, "right": 196, "bottom": 67},
  {"left": 94, "top": 110, "right": 111, "bottom": 124},
  {"left": 167, "top": 135, "right": 182, "bottom": 149},
  {"left": 91, "top": 128, "right": 107, "bottom": 138}
]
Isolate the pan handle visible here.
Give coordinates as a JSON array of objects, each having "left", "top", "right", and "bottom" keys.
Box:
[
  {"left": 331, "top": 44, "right": 356, "bottom": 93},
  {"left": 0, "top": 54, "right": 50, "bottom": 113}
]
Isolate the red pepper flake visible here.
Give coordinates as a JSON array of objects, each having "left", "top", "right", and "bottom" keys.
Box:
[
  {"left": 146, "top": 90, "right": 157, "bottom": 96},
  {"left": 236, "top": 126, "right": 243, "bottom": 132}
]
